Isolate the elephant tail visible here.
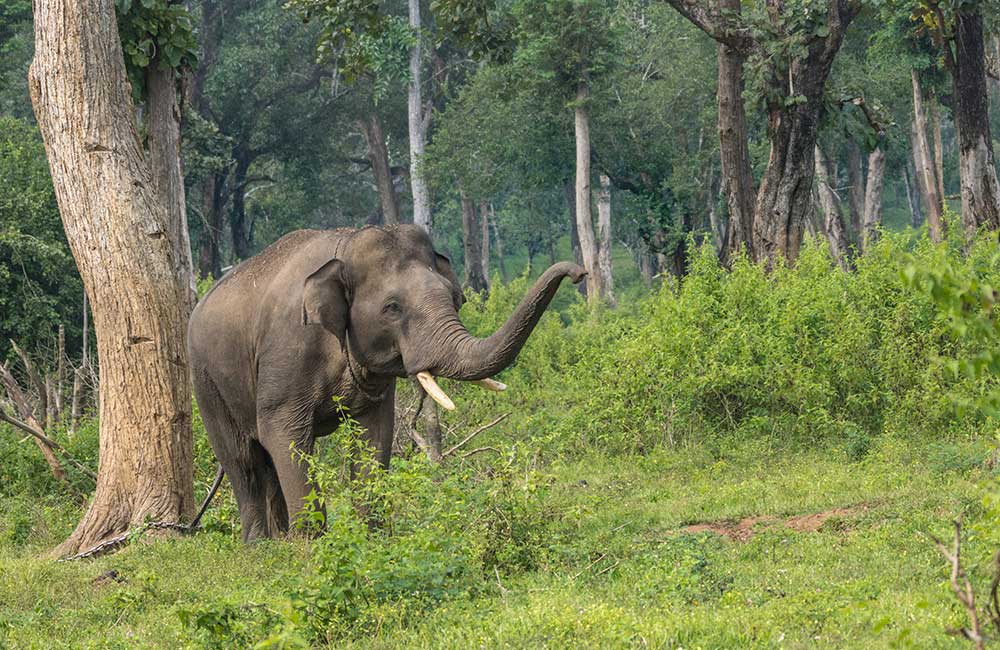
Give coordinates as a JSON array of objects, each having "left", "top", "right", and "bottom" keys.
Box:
[{"left": 188, "top": 464, "right": 225, "bottom": 531}]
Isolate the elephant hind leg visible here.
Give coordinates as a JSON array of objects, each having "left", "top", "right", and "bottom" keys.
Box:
[{"left": 192, "top": 370, "right": 273, "bottom": 542}]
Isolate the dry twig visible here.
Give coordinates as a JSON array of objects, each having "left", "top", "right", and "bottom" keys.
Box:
[{"left": 927, "top": 518, "right": 987, "bottom": 649}]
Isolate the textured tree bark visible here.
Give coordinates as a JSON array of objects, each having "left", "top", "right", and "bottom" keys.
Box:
[
  {"left": 460, "top": 192, "right": 488, "bottom": 293},
  {"left": 596, "top": 175, "right": 616, "bottom": 306},
  {"left": 751, "top": 0, "right": 854, "bottom": 267},
  {"left": 813, "top": 146, "right": 851, "bottom": 269},
  {"left": 408, "top": 0, "right": 432, "bottom": 232},
  {"left": 574, "top": 83, "right": 604, "bottom": 303},
  {"left": 29, "top": 0, "right": 195, "bottom": 555},
  {"left": 563, "top": 181, "right": 587, "bottom": 297},
  {"left": 148, "top": 54, "right": 196, "bottom": 306},
  {"left": 715, "top": 0, "right": 756, "bottom": 264},
  {"left": 846, "top": 141, "right": 864, "bottom": 236},
  {"left": 861, "top": 146, "right": 886, "bottom": 251},
  {"left": 952, "top": 8, "right": 1000, "bottom": 232},
  {"left": 911, "top": 70, "right": 944, "bottom": 241},
  {"left": 360, "top": 114, "right": 400, "bottom": 226}
]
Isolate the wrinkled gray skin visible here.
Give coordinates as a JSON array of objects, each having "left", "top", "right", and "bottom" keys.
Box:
[{"left": 187, "top": 225, "right": 586, "bottom": 541}]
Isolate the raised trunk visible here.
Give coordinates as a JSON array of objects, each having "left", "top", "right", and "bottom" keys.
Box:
[
  {"left": 846, "top": 140, "right": 864, "bottom": 236},
  {"left": 30, "top": 0, "right": 194, "bottom": 555},
  {"left": 716, "top": 6, "right": 756, "bottom": 264},
  {"left": 460, "top": 192, "right": 488, "bottom": 293},
  {"left": 596, "top": 174, "right": 616, "bottom": 306},
  {"left": 574, "top": 83, "right": 603, "bottom": 303},
  {"left": 434, "top": 262, "right": 585, "bottom": 380},
  {"left": 861, "top": 146, "right": 886, "bottom": 251},
  {"left": 813, "top": 146, "right": 851, "bottom": 269},
  {"left": 360, "top": 113, "right": 400, "bottom": 226},
  {"left": 912, "top": 70, "right": 944, "bottom": 241},
  {"left": 952, "top": 8, "right": 1000, "bottom": 232},
  {"left": 408, "top": 0, "right": 431, "bottom": 232}
]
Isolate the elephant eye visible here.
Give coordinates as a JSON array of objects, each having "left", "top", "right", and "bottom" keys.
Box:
[{"left": 382, "top": 300, "right": 402, "bottom": 315}]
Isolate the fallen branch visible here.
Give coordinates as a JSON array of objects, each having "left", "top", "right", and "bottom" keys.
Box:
[
  {"left": 459, "top": 446, "right": 501, "bottom": 459},
  {"left": 0, "top": 407, "right": 96, "bottom": 481},
  {"left": 443, "top": 413, "right": 509, "bottom": 457},
  {"left": 0, "top": 359, "right": 66, "bottom": 482}
]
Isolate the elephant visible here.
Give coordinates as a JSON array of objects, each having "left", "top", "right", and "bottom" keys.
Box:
[{"left": 187, "top": 224, "right": 586, "bottom": 541}]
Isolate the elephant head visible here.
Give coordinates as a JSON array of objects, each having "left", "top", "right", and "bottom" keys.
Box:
[{"left": 302, "top": 225, "right": 587, "bottom": 409}]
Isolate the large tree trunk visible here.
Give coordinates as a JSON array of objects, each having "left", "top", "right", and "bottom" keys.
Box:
[
  {"left": 846, "top": 140, "right": 864, "bottom": 236},
  {"left": 148, "top": 55, "right": 196, "bottom": 306},
  {"left": 952, "top": 8, "right": 1000, "bottom": 232},
  {"left": 715, "top": 0, "right": 756, "bottom": 264},
  {"left": 861, "top": 146, "right": 886, "bottom": 251},
  {"left": 596, "top": 175, "right": 616, "bottom": 307},
  {"left": 813, "top": 146, "right": 851, "bottom": 269},
  {"left": 407, "top": 0, "right": 431, "bottom": 232},
  {"left": 360, "top": 113, "right": 400, "bottom": 226},
  {"left": 912, "top": 70, "right": 945, "bottom": 241},
  {"left": 30, "top": 0, "right": 195, "bottom": 555},
  {"left": 460, "top": 192, "right": 488, "bottom": 293},
  {"left": 574, "top": 83, "right": 604, "bottom": 303}
]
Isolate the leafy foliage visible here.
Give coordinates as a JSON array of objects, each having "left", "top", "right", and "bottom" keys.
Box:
[{"left": 115, "top": 0, "right": 198, "bottom": 100}]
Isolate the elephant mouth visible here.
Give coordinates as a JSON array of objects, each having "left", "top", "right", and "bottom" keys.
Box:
[{"left": 414, "top": 371, "right": 506, "bottom": 411}]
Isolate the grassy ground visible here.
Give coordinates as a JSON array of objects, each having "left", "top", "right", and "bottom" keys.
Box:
[{"left": 1, "top": 432, "right": 995, "bottom": 649}]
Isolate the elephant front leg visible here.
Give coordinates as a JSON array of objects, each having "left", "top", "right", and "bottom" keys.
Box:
[
  {"left": 352, "top": 383, "right": 396, "bottom": 527},
  {"left": 257, "top": 413, "right": 322, "bottom": 534}
]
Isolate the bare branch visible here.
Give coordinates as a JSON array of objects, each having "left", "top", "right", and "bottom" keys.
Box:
[
  {"left": 927, "top": 519, "right": 986, "bottom": 650},
  {"left": 443, "top": 413, "right": 510, "bottom": 457},
  {"left": 660, "top": 0, "right": 751, "bottom": 50}
]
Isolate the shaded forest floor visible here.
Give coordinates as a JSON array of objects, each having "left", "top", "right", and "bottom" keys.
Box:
[{"left": 1, "top": 432, "right": 994, "bottom": 649}]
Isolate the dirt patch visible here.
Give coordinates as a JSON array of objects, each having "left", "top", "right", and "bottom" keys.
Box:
[{"left": 678, "top": 505, "right": 869, "bottom": 542}]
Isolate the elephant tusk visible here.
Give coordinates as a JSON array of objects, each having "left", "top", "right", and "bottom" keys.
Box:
[
  {"left": 416, "top": 372, "right": 456, "bottom": 411},
  {"left": 472, "top": 378, "right": 507, "bottom": 392}
]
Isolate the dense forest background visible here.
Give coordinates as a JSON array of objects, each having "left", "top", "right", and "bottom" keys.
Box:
[{"left": 3, "top": 0, "right": 999, "bottom": 365}]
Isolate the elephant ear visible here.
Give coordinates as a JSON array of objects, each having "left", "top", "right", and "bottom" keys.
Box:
[
  {"left": 303, "top": 258, "right": 350, "bottom": 343},
  {"left": 434, "top": 251, "right": 465, "bottom": 310}
]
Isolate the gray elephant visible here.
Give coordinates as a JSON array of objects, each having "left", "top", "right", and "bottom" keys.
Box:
[{"left": 187, "top": 224, "right": 586, "bottom": 541}]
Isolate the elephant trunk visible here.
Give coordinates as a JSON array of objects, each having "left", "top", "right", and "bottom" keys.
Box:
[{"left": 430, "top": 262, "right": 586, "bottom": 382}]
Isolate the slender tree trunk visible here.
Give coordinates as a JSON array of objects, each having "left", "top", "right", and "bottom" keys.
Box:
[
  {"left": 596, "top": 175, "right": 615, "bottom": 306},
  {"left": 29, "top": 0, "right": 195, "bottom": 555},
  {"left": 912, "top": 70, "right": 945, "bottom": 240},
  {"left": 479, "top": 200, "right": 490, "bottom": 287},
  {"left": 229, "top": 152, "right": 252, "bottom": 261},
  {"left": 846, "top": 140, "right": 864, "bottom": 236},
  {"left": 489, "top": 206, "right": 507, "bottom": 282},
  {"left": 360, "top": 113, "right": 400, "bottom": 226},
  {"left": 564, "top": 181, "right": 587, "bottom": 298},
  {"left": 904, "top": 163, "right": 923, "bottom": 228},
  {"left": 952, "top": 8, "right": 1000, "bottom": 232},
  {"left": 861, "top": 146, "right": 886, "bottom": 251},
  {"left": 408, "top": 0, "right": 431, "bottom": 232},
  {"left": 197, "top": 175, "right": 224, "bottom": 279},
  {"left": 460, "top": 192, "right": 488, "bottom": 293},
  {"left": 813, "top": 146, "right": 851, "bottom": 269},
  {"left": 54, "top": 324, "right": 65, "bottom": 422},
  {"left": 715, "top": 0, "right": 756, "bottom": 264},
  {"left": 930, "top": 99, "right": 946, "bottom": 202},
  {"left": 574, "top": 83, "right": 603, "bottom": 303}
]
